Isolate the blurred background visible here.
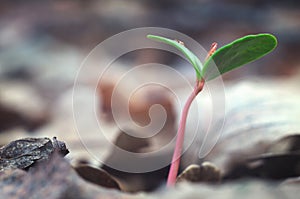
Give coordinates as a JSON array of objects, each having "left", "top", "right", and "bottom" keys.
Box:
[
  {"left": 1, "top": 0, "right": 300, "bottom": 76},
  {"left": 1, "top": 0, "right": 300, "bottom": 191}
]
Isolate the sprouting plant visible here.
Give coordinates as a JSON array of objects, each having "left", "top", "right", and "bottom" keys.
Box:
[{"left": 147, "top": 33, "right": 277, "bottom": 186}]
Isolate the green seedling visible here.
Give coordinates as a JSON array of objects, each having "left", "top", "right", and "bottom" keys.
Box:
[{"left": 147, "top": 33, "right": 277, "bottom": 186}]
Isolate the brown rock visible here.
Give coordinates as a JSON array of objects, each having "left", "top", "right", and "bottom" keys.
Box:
[
  {"left": 75, "top": 165, "right": 120, "bottom": 190},
  {"left": 0, "top": 82, "right": 49, "bottom": 132},
  {"left": 176, "top": 162, "right": 221, "bottom": 184}
]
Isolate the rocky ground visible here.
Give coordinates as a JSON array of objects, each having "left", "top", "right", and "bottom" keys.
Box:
[{"left": 0, "top": 0, "right": 300, "bottom": 198}]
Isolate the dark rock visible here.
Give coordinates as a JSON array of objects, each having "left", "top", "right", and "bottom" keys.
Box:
[
  {"left": 75, "top": 165, "right": 121, "bottom": 190},
  {"left": 225, "top": 153, "right": 300, "bottom": 180},
  {"left": 0, "top": 137, "right": 69, "bottom": 171},
  {"left": 224, "top": 134, "right": 300, "bottom": 180}
]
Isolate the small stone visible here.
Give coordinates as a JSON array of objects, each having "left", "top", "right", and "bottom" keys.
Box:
[
  {"left": 176, "top": 162, "right": 221, "bottom": 184},
  {"left": 75, "top": 165, "right": 121, "bottom": 190}
]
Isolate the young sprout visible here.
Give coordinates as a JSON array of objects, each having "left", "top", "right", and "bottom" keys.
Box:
[{"left": 147, "top": 33, "right": 277, "bottom": 186}]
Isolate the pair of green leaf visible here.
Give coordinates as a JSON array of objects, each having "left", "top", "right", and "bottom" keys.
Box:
[{"left": 147, "top": 33, "right": 277, "bottom": 81}]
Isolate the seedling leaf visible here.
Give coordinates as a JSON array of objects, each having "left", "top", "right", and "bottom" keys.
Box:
[
  {"left": 203, "top": 34, "right": 277, "bottom": 81},
  {"left": 147, "top": 35, "right": 203, "bottom": 79}
]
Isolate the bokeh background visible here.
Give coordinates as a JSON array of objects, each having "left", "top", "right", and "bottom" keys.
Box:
[{"left": 1, "top": 0, "right": 300, "bottom": 77}]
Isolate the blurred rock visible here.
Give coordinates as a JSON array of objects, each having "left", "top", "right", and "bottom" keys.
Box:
[
  {"left": 151, "top": 179, "right": 300, "bottom": 199},
  {"left": 282, "top": 176, "right": 300, "bottom": 185},
  {"left": 183, "top": 79, "right": 300, "bottom": 177},
  {"left": 100, "top": 83, "right": 177, "bottom": 191},
  {"left": 0, "top": 81, "right": 49, "bottom": 132},
  {"left": 224, "top": 134, "right": 300, "bottom": 180},
  {"left": 0, "top": 154, "right": 125, "bottom": 199},
  {"left": 102, "top": 128, "right": 172, "bottom": 192},
  {"left": 0, "top": 169, "right": 26, "bottom": 190},
  {"left": 267, "top": 134, "right": 300, "bottom": 154},
  {"left": 0, "top": 37, "right": 82, "bottom": 101},
  {"left": 111, "top": 130, "right": 150, "bottom": 153},
  {"left": 129, "top": 87, "right": 175, "bottom": 127},
  {"left": 75, "top": 164, "right": 120, "bottom": 190},
  {"left": 97, "top": 80, "right": 117, "bottom": 121},
  {"left": 225, "top": 153, "right": 300, "bottom": 180},
  {"left": 1, "top": 159, "right": 299, "bottom": 199},
  {"left": 176, "top": 163, "right": 221, "bottom": 184}
]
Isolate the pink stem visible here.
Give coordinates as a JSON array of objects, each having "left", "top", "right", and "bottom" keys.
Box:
[{"left": 167, "top": 79, "right": 205, "bottom": 186}]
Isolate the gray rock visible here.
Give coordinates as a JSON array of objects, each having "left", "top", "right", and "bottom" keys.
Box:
[{"left": 0, "top": 137, "right": 68, "bottom": 171}]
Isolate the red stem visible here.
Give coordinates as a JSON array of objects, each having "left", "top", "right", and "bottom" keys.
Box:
[{"left": 167, "top": 79, "right": 205, "bottom": 186}]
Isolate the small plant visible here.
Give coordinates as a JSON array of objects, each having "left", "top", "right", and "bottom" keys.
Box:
[{"left": 147, "top": 33, "right": 277, "bottom": 186}]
